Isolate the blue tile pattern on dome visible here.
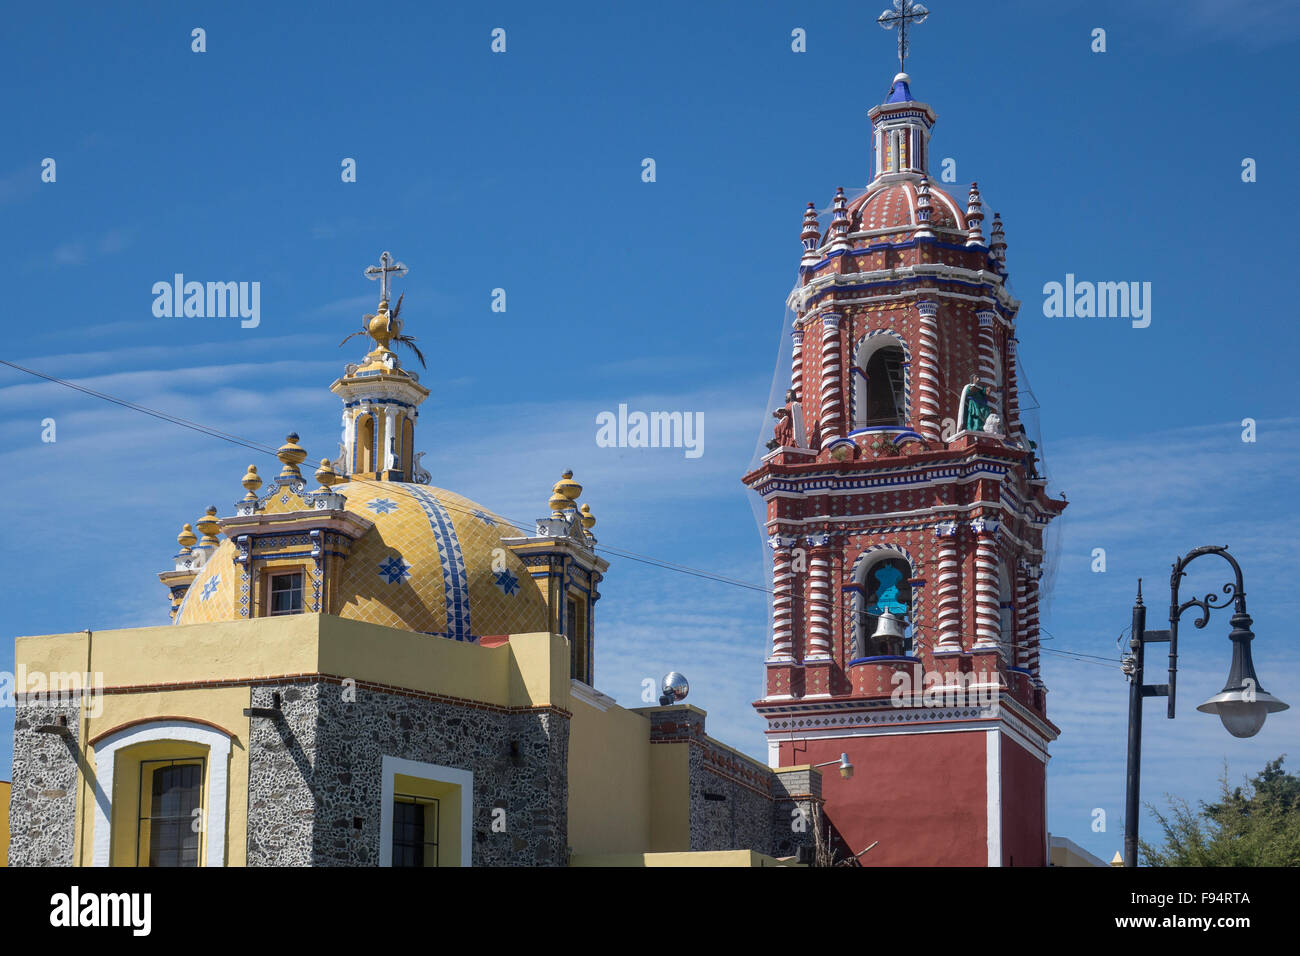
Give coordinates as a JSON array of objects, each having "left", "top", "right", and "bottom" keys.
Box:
[
  {"left": 201, "top": 575, "right": 221, "bottom": 601},
  {"left": 494, "top": 568, "right": 520, "bottom": 596},
  {"left": 377, "top": 554, "right": 411, "bottom": 584},
  {"left": 406, "top": 485, "right": 472, "bottom": 642},
  {"left": 473, "top": 509, "right": 496, "bottom": 527},
  {"left": 367, "top": 498, "right": 399, "bottom": 515}
]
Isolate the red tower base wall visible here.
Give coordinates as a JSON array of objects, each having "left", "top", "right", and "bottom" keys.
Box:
[
  {"left": 1000, "top": 734, "right": 1047, "bottom": 867},
  {"left": 779, "top": 731, "right": 990, "bottom": 866}
]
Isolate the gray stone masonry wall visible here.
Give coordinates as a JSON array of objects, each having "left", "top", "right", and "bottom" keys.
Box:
[
  {"left": 9, "top": 698, "right": 82, "bottom": 866},
  {"left": 246, "top": 680, "right": 568, "bottom": 866},
  {"left": 644, "top": 704, "right": 819, "bottom": 861}
]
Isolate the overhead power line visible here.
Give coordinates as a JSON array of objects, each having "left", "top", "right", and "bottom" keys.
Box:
[{"left": 3, "top": 359, "right": 1114, "bottom": 667}]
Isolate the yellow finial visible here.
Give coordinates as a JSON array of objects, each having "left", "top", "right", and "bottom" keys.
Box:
[
  {"left": 549, "top": 490, "right": 568, "bottom": 517},
  {"left": 579, "top": 503, "right": 595, "bottom": 530},
  {"left": 552, "top": 469, "right": 582, "bottom": 502},
  {"left": 277, "top": 433, "right": 308, "bottom": 480},
  {"left": 196, "top": 506, "right": 221, "bottom": 547},
  {"left": 242, "top": 464, "right": 262, "bottom": 500},
  {"left": 366, "top": 301, "right": 397, "bottom": 353},
  {"left": 315, "top": 457, "right": 341, "bottom": 490},
  {"left": 177, "top": 523, "right": 197, "bottom": 552}
]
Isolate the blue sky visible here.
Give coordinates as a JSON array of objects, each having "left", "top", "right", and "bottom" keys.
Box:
[{"left": 2, "top": 0, "right": 1298, "bottom": 862}]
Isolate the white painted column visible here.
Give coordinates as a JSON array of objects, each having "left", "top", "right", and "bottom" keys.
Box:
[
  {"left": 383, "top": 407, "right": 397, "bottom": 471},
  {"left": 917, "top": 300, "right": 942, "bottom": 442},
  {"left": 790, "top": 327, "right": 804, "bottom": 402},
  {"left": 1006, "top": 335, "right": 1021, "bottom": 427},
  {"left": 971, "top": 517, "right": 1001, "bottom": 650},
  {"left": 1024, "top": 566, "right": 1042, "bottom": 680},
  {"left": 977, "top": 311, "right": 998, "bottom": 416},
  {"left": 818, "top": 313, "right": 843, "bottom": 447},
  {"left": 769, "top": 535, "right": 796, "bottom": 660},
  {"left": 934, "top": 521, "right": 962, "bottom": 651},
  {"left": 1015, "top": 562, "right": 1030, "bottom": 669},
  {"left": 342, "top": 409, "right": 355, "bottom": 476},
  {"left": 806, "top": 533, "right": 833, "bottom": 659}
]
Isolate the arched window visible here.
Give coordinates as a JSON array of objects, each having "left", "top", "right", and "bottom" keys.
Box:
[
  {"left": 853, "top": 336, "right": 908, "bottom": 429},
  {"left": 356, "top": 414, "right": 375, "bottom": 474},
  {"left": 855, "top": 556, "right": 913, "bottom": 658},
  {"left": 864, "top": 347, "right": 906, "bottom": 426},
  {"left": 91, "top": 718, "right": 232, "bottom": 867}
]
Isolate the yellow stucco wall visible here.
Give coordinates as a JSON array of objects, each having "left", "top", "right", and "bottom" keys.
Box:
[
  {"left": 0, "top": 780, "right": 9, "bottom": 866},
  {"left": 565, "top": 690, "right": 652, "bottom": 855},
  {"left": 647, "top": 742, "right": 691, "bottom": 851},
  {"left": 15, "top": 617, "right": 564, "bottom": 711}
]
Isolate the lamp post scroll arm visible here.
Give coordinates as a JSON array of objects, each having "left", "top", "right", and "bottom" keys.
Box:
[{"left": 1167, "top": 546, "right": 1245, "bottom": 719}]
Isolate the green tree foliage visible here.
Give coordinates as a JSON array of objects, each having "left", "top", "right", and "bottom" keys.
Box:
[{"left": 1141, "top": 756, "right": 1300, "bottom": 866}]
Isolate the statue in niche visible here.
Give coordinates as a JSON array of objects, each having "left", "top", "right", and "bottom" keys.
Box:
[
  {"left": 767, "top": 407, "right": 794, "bottom": 450},
  {"left": 958, "top": 375, "right": 991, "bottom": 433}
]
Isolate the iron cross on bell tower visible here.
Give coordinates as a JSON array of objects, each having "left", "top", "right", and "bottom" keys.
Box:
[
  {"left": 878, "top": 0, "right": 930, "bottom": 73},
  {"left": 364, "top": 250, "right": 408, "bottom": 305}
]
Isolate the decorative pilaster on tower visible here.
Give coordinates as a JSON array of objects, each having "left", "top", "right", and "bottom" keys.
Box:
[
  {"left": 976, "top": 310, "right": 999, "bottom": 415},
  {"left": 934, "top": 520, "right": 962, "bottom": 652},
  {"left": 971, "top": 516, "right": 1001, "bottom": 650},
  {"left": 1021, "top": 560, "right": 1043, "bottom": 682},
  {"left": 790, "top": 328, "right": 804, "bottom": 402},
  {"left": 818, "top": 312, "right": 843, "bottom": 448},
  {"left": 1005, "top": 335, "right": 1022, "bottom": 427},
  {"left": 805, "top": 534, "right": 834, "bottom": 660},
  {"left": 769, "top": 535, "right": 797, "bottom": 661},
  {"left": 915, "top": 300, "right": 942, "bottom": 442}
]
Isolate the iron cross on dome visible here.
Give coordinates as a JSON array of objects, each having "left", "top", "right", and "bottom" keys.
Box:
[
  {"left": 878, "top": 0, "right": 930, "bottom": 73},
  {"left": 364, "top": 250, "right": 409, "bottom": 304}
]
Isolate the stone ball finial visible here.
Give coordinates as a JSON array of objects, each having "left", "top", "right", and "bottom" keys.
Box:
[
  {"left": 277, "top": 433, "right": 308, "bottom": 479},
  {"left": 579, "top": 503, "right": 596, "bottom": 530},
  {"left": 315, "top": 457, "right": 340, "bottom": 490},
  {"left": 196, "top": 506, "right": 221, "bottom": 545},
  {"left": 553, "top": 470, "right": 582, "bottom": 502},
  {"left": 177, "top": 523, "right": 197, "bottom": 551},
  {"left": 549, "top": 490, "right": 568, "bottom": 517},
  {"left": 242, "top": 464, "right": 263, "bottom": 500}
]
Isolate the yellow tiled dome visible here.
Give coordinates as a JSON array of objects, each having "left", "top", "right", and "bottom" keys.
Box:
[{"left": 174, "top": 482, "right": 547, "bottom": 641}]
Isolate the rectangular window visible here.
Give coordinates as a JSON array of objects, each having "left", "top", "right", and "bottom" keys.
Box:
[
  {"left": 392, "top": 795, "right": 439, "bottom": 867},
  {"left": 268, "top": 572, "right": 304, "bottom": 616},
  {"left": 140, "top": 760, "right": 204, "bottom": 867}
]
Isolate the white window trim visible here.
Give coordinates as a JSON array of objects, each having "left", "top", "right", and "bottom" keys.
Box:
[
  {"left": 379, "top": 755, "right": 473, "bottom": 867},
  {"left": 91, "top": 719, "right": 231, "bottom": 867}
]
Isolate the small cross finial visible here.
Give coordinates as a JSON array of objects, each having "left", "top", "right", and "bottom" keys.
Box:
[
  {"left": 878, "top": 0, "right": 930, "bottom": 73},
  {"left": 364, "top": 250, "right": 409, "bottom": 305}
]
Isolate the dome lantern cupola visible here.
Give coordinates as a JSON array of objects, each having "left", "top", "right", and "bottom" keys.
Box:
[
  {"left": 331, "top": 250, "right": 432, "bottom": 484},
  {"left": 868, "top": 72, "right": 937, "bottom": 183}
]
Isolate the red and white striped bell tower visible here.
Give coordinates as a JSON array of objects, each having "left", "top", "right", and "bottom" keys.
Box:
[{"left": 744, "top": 60, "right": 1068, "bottom": 865}]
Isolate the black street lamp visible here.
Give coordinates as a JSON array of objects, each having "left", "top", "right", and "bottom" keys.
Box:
[{"left": 1122, "top": 546, "right": 1289, "bottom": 868}]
